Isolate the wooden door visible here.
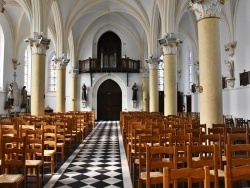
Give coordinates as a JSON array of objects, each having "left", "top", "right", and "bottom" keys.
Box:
[
  {"left": 159, "top": 91, "right": 164, "bottom": 114},
  {"left": 97, "top": 79, "right": 122, "bottom": 120},
  {"left": 186, "top": 95, "right": 191, "bottom": 112}
]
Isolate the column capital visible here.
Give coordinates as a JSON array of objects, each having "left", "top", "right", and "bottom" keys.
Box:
[
  {"left": 189, "top": 0, "right": 225, "bottom": 21},
  {"left": 70, "top": 68, "right": 79, "bottom": 78},
  {"left": 145, "top": 55, "right": 160, "bottom": 70},
  {"left": 158, "top": 33, "right": 182, "bottom": 55},
  {"left": 25, "top": 32, "right": 51, "bottom": 55},
  {"left": 224, "top": 42, "right": 237, "bottom": 57},
  {"left": 53, "top": 54, "right": 70, "bottom": 70}
]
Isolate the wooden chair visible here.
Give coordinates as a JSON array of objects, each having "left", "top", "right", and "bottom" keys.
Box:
[
  {"left": 163, "top": 166, "right": 210, "bottom": 188},
  {"left": 43, "top": 125, "right": 57, "bottom": 174},
  {"left": 26, "top": 129, "right": 44, "bottom": 188},
  {"left": 224, "top": 144, "right": 250, "bottom": 188},
  {"left": 140, "top": 145, "right": 175, "bottom": 188},
  {"left": 0, "top": 136, "right": 27, "bottom": 188},
  {"left": 208, "top": 127, "right": 226, "bottom": 156},
  {"left": 130, "top": 129, "right": 152, "bottom": 187},
  {"left": 199, "top": 134, "right": 223, "bottom": 169},
  {"left": 55, "top": 122, "right": 66, "bottom": 163},
  {"left": 187, "top": 144, "right": 222, "bottom": 188}
]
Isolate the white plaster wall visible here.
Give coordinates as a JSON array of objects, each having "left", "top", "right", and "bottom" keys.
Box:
[
  {"left": 222, "top": 0, "right": 250, "bottom": 119},
  {"left": 0, "top": 14, "right": 15, "bottom": 114},
  {"left": 78, "top": 72, "right": 142, "bottom": 115}
]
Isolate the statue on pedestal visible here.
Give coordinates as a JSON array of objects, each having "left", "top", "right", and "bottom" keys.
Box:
[
  {"left": 132, "top": 83, "right": 138, "bottom": 101},
  {"left": 7, "top": 82, "right": 14, "bottom": 106},
  {"left": 82, "top": 83, "right": 87, "bottom": 101},
  {"left": 20, "top": 86, "right": 27, "bottom": 108}
]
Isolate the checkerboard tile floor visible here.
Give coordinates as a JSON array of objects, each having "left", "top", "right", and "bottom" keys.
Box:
[{"left": 44, "top": 121, "right": 132, "bottom": 188}]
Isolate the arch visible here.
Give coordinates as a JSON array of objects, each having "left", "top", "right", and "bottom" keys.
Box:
[
  {"left": 92, "top": 25, "right": 127, "bottom": 58},
  {"left": 92, "top": 74, "right": 127, "bottom": 118},
  {"left": 97, "top": 79, "right": 122, "bottom": 120}
]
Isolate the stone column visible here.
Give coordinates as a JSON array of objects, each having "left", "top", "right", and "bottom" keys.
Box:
[
  {"left": 190, "top": 0, "right": 225, "bottom": 128},
  {"left": 146, "top": 56, "right": 159, "bottom": 112},
  {"left": 141, "top": 70, "right": 149, "bottom": 112},
  {"left": 159, "top": 33, "right": 181, "bottom": 116},
  {"left": 70, "top": 69, "right": 78, "bottom": 111},
  {"left": 53, "top": 54, "right": 70, "bottom": 113},
  {"left": 25, "top": 32, "right": 50, "bottom": 115}
]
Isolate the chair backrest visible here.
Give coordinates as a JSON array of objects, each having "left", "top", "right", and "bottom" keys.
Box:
[
  {"left": 26, "top": 129, "right": 44, "bottom": 161},
  {"left": 199, "top": 134, "right": 223, "bottom": 169},
  {"left": 138, "top": 135, "right": 161, "bottom": 174},
  {"left": 44, "top": 125, "right": 57, "bottom": 151},
  {"left": 227, "top": 132, "right": 249, "bottom": 145},
  {"left": 224, "top": 144, "right": 250, "bottom": 188},
  {"left": 187, "top": 144, "right": 219, "bottom": 187},
  {"left": 170, "top": 134, "right": 191, "bottom": 146},
  {"left": 163, "top": 166, "right": 210, "bottom": 188},
  {"left": 1, "top": 136, "right": 27, "bottom": 175},
  {"left": 230, "top": 127, "right": 249, "bottom": 134},
  {"left": 146, "top": 146, "right": 175, "bottom": 188},
  {"left": 226, "top": 144, "right": 250, "bottom": 167},
  {"left": 191, "top": 123, "right": 206, "bottom": 134}
]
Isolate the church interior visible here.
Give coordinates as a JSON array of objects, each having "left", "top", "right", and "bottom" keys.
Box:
[{"left": 0, "top": 0, "right": 250, "bottom": 187}]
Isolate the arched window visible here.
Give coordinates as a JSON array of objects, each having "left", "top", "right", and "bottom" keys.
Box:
[
  {"left": 48, "top": 52, "right": 56, "bottom": 92},
  {"left": 158, "top": 54, "right": 164, "bottom": 91},
  {"left": 188, "top": 51, "right": 192, "bottom": 90},
  {"left": 23, "top": 47, "right": 31, "bottom": 93},
  {"left": 0, "top": 25, "right": 4, "bottom": 91}
]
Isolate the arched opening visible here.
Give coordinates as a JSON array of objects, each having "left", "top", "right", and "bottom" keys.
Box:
[
  {"left": 97, "top": 31, "right": 121, "bottom": 69},
  {"left": 97, "top": 79, "right": 122, "bottom": 120}
]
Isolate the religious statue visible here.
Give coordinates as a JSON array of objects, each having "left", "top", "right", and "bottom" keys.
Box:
[
  {"left": 7, "top": 82, "right": 14, "bottom": 106},
  {"left": 82, "top": 83, "right": 87, "bottom": 101},
  {"left": 195, "top": 69, "right": 199, "bottom": 86},
  {"left": 132, "top": 83, "right": 138, "bottom": 101},
  {"left": 225, "top": 60, "right": 234, "bottom": 79},
  {"left": 21, "top": 86, "right": 27, "bottom": 108}
]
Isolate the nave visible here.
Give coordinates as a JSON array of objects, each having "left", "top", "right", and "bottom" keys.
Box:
[{"left": 44, "top": 121, "right": 132, "bottom": 188}]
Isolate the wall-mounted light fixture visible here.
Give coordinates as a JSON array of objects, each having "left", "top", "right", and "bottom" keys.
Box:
[{"left": 195, "top": 85, "right": 203, "bottom": 93}]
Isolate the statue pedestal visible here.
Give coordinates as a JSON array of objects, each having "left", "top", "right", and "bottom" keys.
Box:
[
  {"left": 133, "top": 100, "right": 137, "bottom": 108},
  {"left": 82, "top": 100, "right": 87, "bottom": 108}
]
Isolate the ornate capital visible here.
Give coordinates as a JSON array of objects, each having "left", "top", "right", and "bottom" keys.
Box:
[
  {"left": 25, "top": 32, "right": 51, "bottom": 55},
  {"left": 145, "top": 55, "right": 159, "bottom": 70},
  {"left": 158, "top": 33, "right": 182, "bottom": 55},
  {"left": 53, "top": 54, "right": 70, "bottom": 70},
  {"left": 189, "top": 0, "right": 225, "bottom": 20},
  {"left": 224, "top": 42, "right": 237, "bottom": 57}
]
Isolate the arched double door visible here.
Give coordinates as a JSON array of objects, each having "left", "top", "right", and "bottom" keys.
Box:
[{"left": 97, "top": 79, "right": 122, "bottom": 120}]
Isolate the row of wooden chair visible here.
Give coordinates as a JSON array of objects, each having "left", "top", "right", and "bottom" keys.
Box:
[
  {"left": 136, "top": 142, "right": 250, "bottom": 188},
  {"left": 0, "top": 111, "right": 95, "bottom": 188},
  {"left": 128, "top": 127, "right": 250, "bottom": 188}
]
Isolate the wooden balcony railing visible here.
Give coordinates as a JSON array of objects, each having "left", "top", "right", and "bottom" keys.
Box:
[{"left": 79, "top": 58, "right": 140, "bottom": 73}]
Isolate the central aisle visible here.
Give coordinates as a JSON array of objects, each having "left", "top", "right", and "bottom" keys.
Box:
[{"left": 45, "top": 121, "right": 132, "bottom": 188}]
